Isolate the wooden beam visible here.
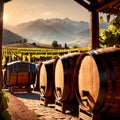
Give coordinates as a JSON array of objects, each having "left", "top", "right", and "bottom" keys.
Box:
[
  {"left": 4, "top": 0, "right": 11, "bottom": 3},
  {"left": 0, "top": 0, "right": 4, "bottom": 91},
  {"left": 96, "top": 0, "right": 119, "bottom": 12},
  {"left": 101, "top": 8, "right": 120, "bottom": 15},
  {"left": 74, "top": 0, "right": 92, "bottom": 11},
  {"left": 89, "top": 0, "right": 99, "bottom": 49},
  {"left": 90, "top": 11, "right": 99, "bottom": 49},
  {"left": 89, "top": 0, "right": 99, "bottom": 12},
  {"left": 112, "top": 1, "right": 120, "bottom": 9}
]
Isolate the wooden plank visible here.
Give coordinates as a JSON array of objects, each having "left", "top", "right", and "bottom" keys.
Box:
[
  {"left": 74, "top": 0, "right": 92, "bottom": 11},
  {"left": 79, "top": 105, "right": 101, "bottom": 120},
  {"left": 0, "top": 0, "right": 4, "bottom": 91},
  {"left": 55, "top": 100, "right": 78, "bottom": 113},
  {"left": 40, "top": 97, "right": 55, "bottom": 106},
  {"left": 96, "top": 0, "right": 119, "bottom": 12},
  {"left": 9, "top": 86, "right": 33, "bottom": 93},
  {"left": 4, "top": 0, "right": 11, "bottom": 3}
]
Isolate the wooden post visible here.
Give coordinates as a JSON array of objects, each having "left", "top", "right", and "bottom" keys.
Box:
[
  {"left": 90, "top": 11, "right": 99, "bottom": 49},
  {"left": 90, "top": 0, "right": 99, "bottom": 49},
  {"left": 0, "top": 0, "right": 4, "bottom": 91}
]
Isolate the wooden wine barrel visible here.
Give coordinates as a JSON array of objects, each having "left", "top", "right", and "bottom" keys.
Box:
[
  {"left": 74, "top": 46, "right": 120, "bottom": 117},
  {"left": 39, "top": 59, "right": 55, "bottom": 100},
  {"left": 5, "top": 61, "right": 36, "bottom": 87},
  {"left": 53, "top": 52, "right": 80, "bottom": 103}
]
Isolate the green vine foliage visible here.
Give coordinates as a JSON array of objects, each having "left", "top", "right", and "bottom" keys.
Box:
[
  {"left": 0, "top": 91, "right": 11, "bottom": 120},
  {"left": 99, "top": 13, "right": 120, "bottom": 47}
]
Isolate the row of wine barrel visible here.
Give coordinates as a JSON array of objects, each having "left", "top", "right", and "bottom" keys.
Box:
[
  {"left": 35, "top": 52, "right": 80, "bottom": 105},
  {"left": 2, "top": 46, "right": 120, "bottom": 119},
  {"left": 35, "top": 46, "right": 120, "bottom": 118}
]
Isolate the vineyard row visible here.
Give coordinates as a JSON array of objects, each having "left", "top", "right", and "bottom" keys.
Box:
[{"left": 2, "top": 47, "right": 89, "bottom": 69}]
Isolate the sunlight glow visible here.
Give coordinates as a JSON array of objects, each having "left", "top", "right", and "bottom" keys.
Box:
[{"left": 3, "top": 14, "right": 8, "bottom": 23}]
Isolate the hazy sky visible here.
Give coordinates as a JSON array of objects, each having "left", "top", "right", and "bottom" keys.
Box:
[{"left": 4, "top": 0, "right": 90, "bottom": 25}]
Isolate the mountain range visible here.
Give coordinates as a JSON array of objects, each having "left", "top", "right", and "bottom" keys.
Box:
[{"left": 3, "top": 18, "right": 109, "bottom": 47}]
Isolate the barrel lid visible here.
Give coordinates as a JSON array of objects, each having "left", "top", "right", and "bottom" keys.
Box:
[
  {"left": 78, "top": 55, "right": 100, "bottom": 110},
  {"left": 55, "top": 59, "right": 64, "bottom": 99},
  {"left": 40, "top": 64, "right": 47, "bottom": 91}
]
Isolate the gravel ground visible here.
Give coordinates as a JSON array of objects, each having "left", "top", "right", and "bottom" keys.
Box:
[{"left": 13, "top": 91, "right": 78, "bottom": 120}]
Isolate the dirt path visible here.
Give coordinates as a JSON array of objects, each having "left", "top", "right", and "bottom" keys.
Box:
[{"left": 7, "top": 92, "right": 45, "bottom": 120}]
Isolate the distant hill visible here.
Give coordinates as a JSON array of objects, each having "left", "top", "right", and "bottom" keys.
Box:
[
  {"left": 4, "top": 43, "right": 53, "bottom": 48},
  {"left": 4, "top": 18, "right": 109, "bottom": 47},
  {"left": 2, "top": 29, "right": 24, "bottom": 45},
  {"left": 67, "top": 29, "right": 90, "bottom": 47},
  {"left": 4, "top": 18, "right": 90, "bottom": 47}
]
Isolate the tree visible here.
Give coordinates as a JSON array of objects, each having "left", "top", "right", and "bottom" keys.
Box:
[
  {"left": 19, "top": 40, "right": 22, "bottom": 43},
  {"left": 99, "top": 14, "right": 120, "bottom": 47},
  {"left": 64, "top": 43, "right": 69, "bottom": 49},
  {"left": 31, "top": 42, "right": 36, "bottom": 45},
  {"left": 52, "top": 41, "right": 59, "bottom": 48},
  {"left": 23, "top": 39, "right": 27, "bottom": 43}
]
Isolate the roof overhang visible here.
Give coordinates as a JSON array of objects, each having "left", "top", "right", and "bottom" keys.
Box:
[
  {"left": 4, "top": 0, "right": 11, "bottom": 3},
  {"left": 74, "top": 0, "right": 120, "bottom": 15}
]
